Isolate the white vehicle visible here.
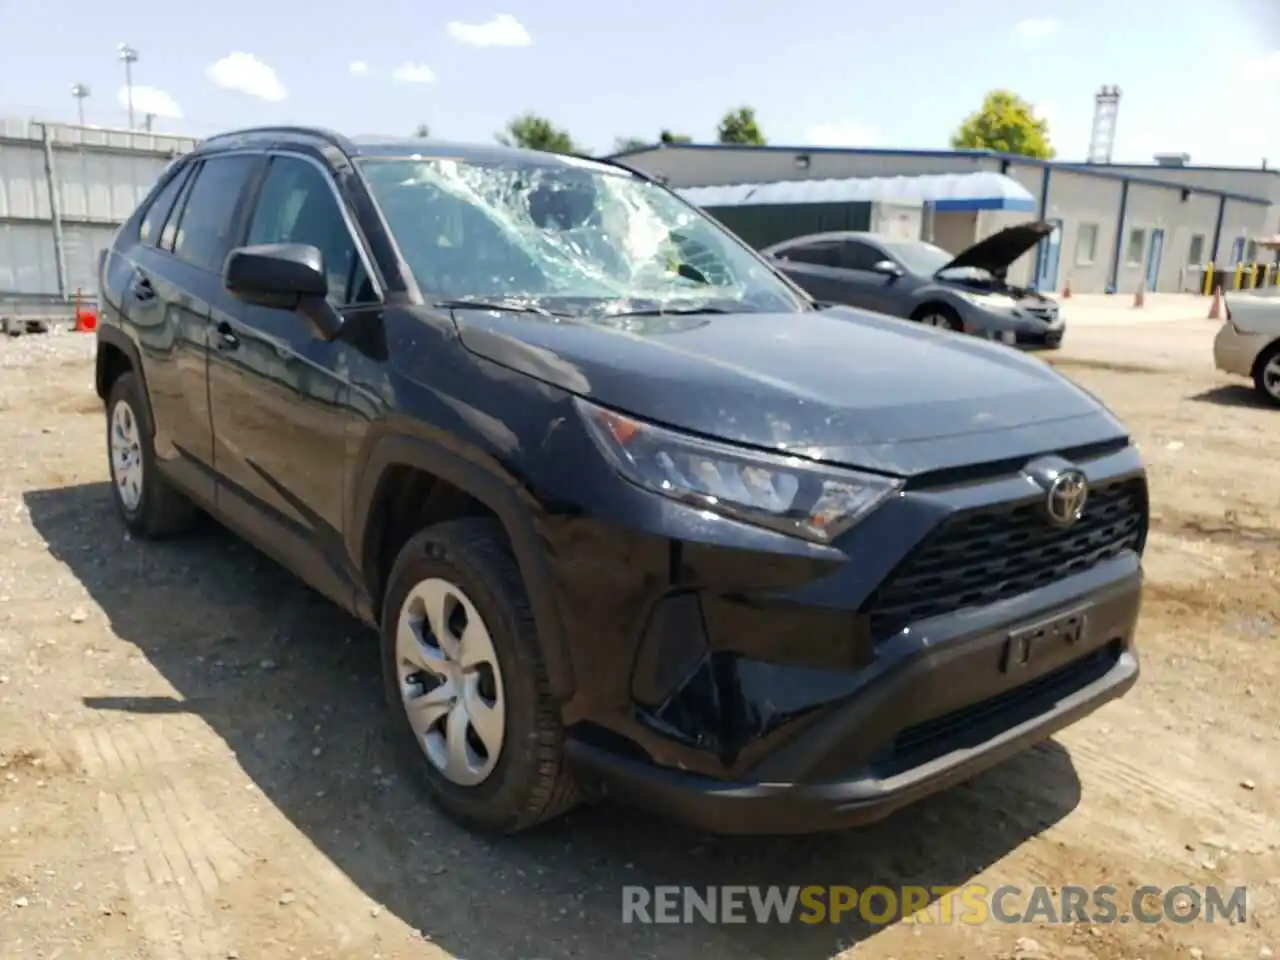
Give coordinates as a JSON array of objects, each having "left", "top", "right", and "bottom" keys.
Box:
[{"left": 1214, "top": 287, "right": 1280, "bottom": 406}]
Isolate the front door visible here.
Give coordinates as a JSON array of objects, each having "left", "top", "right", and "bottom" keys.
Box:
[
  {"left": 1145, "top": 228, "right": 1165, "bottom": 291},
  {"left": 207, "top": 152, "right": 381, "bottom": 606},
  {"left": 1035, "top": 219, "right": 1064, "bottom": 292}
]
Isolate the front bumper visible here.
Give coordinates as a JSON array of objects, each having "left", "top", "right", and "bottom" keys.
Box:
[
  {"left": 568, "top": 566, "right": 1139, "bottom": 834},
  {"left": 543, "top": 438, "right": 1146, "bottom": 834},
  {"left": 959, "top": 303, "right": 1064, "bottom": 348}
]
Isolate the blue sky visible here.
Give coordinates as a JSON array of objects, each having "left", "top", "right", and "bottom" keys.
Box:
[{"left": 1, "top": 0, "right": 1277, "bottom": 165}]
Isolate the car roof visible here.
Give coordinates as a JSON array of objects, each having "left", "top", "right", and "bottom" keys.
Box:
[
  {"left": 188, "top": 125, "right": 642, "bottom": 175},
  {"left": 767, "top": 231, "right": 899, "bottom": 249}
]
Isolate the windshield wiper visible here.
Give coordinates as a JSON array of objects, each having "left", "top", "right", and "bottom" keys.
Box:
[
  {"left": 435, "top": 297, "right": 557, "bottom": 318},
  {"left": 602, "top": 305, "right": 733, "bottom": 318}
]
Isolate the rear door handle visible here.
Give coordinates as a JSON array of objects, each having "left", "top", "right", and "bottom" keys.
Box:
[{"left": 213, "top": 320, "right": 240, "bottom": 350}]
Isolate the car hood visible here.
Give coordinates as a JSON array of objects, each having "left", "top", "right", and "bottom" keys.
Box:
[
  {"left": 451, "top": 305, "right": 1126, "bottom": 477},
  {"left": 939, "top": 220, "right": 1055, "bottom": 275}
]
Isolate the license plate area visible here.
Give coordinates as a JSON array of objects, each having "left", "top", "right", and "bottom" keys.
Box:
[{"left": 1000, "top": 606, "right": 1086, "bottom": 673}]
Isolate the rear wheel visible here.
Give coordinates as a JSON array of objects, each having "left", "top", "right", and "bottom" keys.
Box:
[
  {"left": 1253, "top": 342, "right": 1280, "bottom": 406},
  {"left": 912, "top": 304, "right": 962, "bottom": 331},
  {"left": 105, "top": 372, "right": 199, "bottom": 538}
]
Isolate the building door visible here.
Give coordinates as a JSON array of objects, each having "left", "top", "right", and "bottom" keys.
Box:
[
  {"left": 1034, "top": 219, "right": 1063, "bottom": 291},
  {"left": 1145, "top": 228, "right": 1165, "bottom": 291}
]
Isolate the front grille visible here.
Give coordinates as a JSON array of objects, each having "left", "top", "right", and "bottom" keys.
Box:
[
  {"left": 864, "top": 478, "right": 1146, "bottom": 637},
  {"left": 1023, "top": 304, "right": 1058, "bottom": 322}
]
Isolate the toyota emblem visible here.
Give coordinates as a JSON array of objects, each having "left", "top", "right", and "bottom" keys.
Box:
[{"left": 1044, "top": 469, "right": 1089, "bottom": 528}]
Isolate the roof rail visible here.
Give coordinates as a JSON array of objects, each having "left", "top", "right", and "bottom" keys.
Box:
[{"left": 199, "top": 125, "right": 355, "bottom": 154}]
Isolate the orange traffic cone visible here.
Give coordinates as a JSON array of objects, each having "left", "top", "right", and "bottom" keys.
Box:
[
  {"left": 1208, "top": 287, "right": 1222, "bottom": 320},
  {"left": 1061, "top": 278, "right": 1072, "bottom": 299},
  {"left": 1132, "top": 282, "right": 1145, "bottom": 308},
  {"left": 72, "top": 290, "right": 97, "bottom": 333}
]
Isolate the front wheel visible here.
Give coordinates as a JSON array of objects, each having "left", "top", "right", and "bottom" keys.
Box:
[
  {"left": 380, "top": 518, "right": 579, "bottom": 834},
  {"left": 912, "top": 305, "right": 962, "bottom": 331}
]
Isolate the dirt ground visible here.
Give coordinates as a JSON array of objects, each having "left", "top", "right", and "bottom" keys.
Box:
[{"left": 0, "top": 318, "right": 1277, "bottom": 960}]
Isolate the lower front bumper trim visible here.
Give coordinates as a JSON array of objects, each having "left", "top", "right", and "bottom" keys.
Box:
[{"left": 566, "top": 650, "right": 1137, "bottom": 835}]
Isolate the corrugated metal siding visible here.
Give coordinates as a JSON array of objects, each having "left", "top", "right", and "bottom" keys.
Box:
[
  {"left": 0, "top": 117, "right": 198, "bottom": 302},
  {"left": 56, "top": 149, "right": 172, "bottom": 223},
  {"left": 0, "top": 223, "right": 59, "bottom": 294},
  {"left": 0, "top": 141, "right": 52, "bottom": 220},
  {"left": 705, "top": 202, "right": 872, "bottom": 249},
  {"left": 62, "top": 224, "right": 118, "bottom": 296}
]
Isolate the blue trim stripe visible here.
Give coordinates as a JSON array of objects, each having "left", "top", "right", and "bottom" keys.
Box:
[{"left": 934, "top": 197, "right": 1037, "bottom": 212}]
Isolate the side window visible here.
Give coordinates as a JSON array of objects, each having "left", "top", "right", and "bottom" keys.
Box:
[
  {"left": 138, "top": 166, "right": 191, "bottom": 247},
  {"left": 839, "top": 241, "right": 883, "bottom": 271},
  {"left": 246, "top": 156, "right": 376, "bottom": 305},
  {"left": 171, "top": 155, "right": 260, "bottom": 273},
  {"left": 781, "top": 241, "right": 840, "bottom": 268}
]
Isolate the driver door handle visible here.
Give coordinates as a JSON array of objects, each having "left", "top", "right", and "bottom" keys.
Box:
[{"left": 213, "top": 320, "right": 240, "bottom": 350}]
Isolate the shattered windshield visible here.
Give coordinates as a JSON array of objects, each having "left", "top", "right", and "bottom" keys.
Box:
[{"left": 356, "top": 154, "right": 807, "bottom": 317}]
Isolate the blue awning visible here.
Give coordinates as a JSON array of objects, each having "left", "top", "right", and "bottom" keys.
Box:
[{"left": 678, "top": 171, "right": 1037, "bottom": 213}]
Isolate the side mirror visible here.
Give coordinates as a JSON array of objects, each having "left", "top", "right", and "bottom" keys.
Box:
[
  {"left": 872, "top": 259, "right": 904, "bottom": 277},
  {"left": 222, "top": 243, "right": 343, "bottom": 340}
]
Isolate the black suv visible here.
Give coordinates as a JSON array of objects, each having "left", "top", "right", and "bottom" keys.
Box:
[{"left": 95, "top": 126, "right": 1146, "bottom": 836}]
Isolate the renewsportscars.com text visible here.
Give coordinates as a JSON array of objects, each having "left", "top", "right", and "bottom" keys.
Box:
[{"left": 621, "top": 884, "right": 1248, "bottom": 926}]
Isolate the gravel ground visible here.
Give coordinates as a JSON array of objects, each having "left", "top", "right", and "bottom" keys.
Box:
[{"left": 0, "top": 321, "right": 1277, "bottom": 960}]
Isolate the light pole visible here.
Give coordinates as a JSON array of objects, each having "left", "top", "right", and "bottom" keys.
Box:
[
  {"left": 117, "top": 43, "right": 138, "bottom": 129},
  {"left": 70, "top": 83, "right": 90, "bottom": 126}
]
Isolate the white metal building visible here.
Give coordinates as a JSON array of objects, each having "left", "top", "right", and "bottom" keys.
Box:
[
  {"left": 611, "top": 143, "right": 1279, "bottom": 295},
  {"left": 0, "top": 118, "right": 198, "bottom": 304}
]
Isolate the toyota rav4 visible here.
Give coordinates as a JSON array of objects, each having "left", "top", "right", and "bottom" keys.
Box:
[{"left": 95, "top": 126, "right": 1146, "bottom": 835}]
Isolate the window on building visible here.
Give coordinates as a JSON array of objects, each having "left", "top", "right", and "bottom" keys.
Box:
[
  {"left": 1187, "top": 234, "right": 1205, "bottom": 265},
  {"left": 1075, "top": 223, "right": 1099, "bottom": 265},
  {"left": 170, "top": 155, "right": 261, "bottom": 273},
  {"left": 1125, "top": 228, "right": 1147, "bottom": 266}
]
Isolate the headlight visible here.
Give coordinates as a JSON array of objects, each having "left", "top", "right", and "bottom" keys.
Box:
[
  {"left": 575, "top": 397, "right": 903, "bottom": 544},
  {"left": 956, "top": 290, "right": 1014, "bottom": 308}
]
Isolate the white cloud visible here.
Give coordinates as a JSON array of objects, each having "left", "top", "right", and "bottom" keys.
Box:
[
  {"left": 447, "top": 14, "right": 532, "bottom": 47},
  {"left": 117, "top": 84, "right": 182, "bottom": 119},
  {"left": 349, "top": 60, "right": 369, "bottom": 75},
  {"left": 805, "top": 120, "right": 880, "bottom": 147},
  {"left": 391, "top": 62, "right": 436, "bottom": 83},
  {"left": 206, "top": 52, "right": 288, "bottom": 102},
  {"left": 1013, "top": 18, "right": 1061, "bottom": 39}
]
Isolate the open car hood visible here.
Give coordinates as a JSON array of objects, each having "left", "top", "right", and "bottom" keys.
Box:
[{"left": 938, "top": 220, "right": 1055, "bottom": 275}]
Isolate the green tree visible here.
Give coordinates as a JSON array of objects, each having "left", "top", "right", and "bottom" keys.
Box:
[
  {"left": 498, "top": 112, "right": 576, "bottom": 154},
  {"left": 716, "top": 107, "right": 766, "bottom": 145},
  {"left": 413, "top": 123, "right": 430, "bottom": 138},
  {"left": 950, "top": 90, "right": 1054, "bottom": 159},
  {"left": 659, "top": 129, "right": 691, "bottom": 144}
]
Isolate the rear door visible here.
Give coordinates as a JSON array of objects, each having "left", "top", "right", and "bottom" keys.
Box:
[
  {"left": 112, "top": 153, "right": 261, "bottom": 504},
  {"left": 769, "top": 239, "right": 846, "bottom": 301}
]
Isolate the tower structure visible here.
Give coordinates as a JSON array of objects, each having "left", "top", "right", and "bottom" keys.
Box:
[{"left": 1087, "top": 85, "right": 1121, "bottom": 164}]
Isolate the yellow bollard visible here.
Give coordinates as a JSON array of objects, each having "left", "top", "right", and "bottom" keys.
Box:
[
  {"left": 1251, "top": 263, "right": 1261, "bottom": 288},
  {"left": 1202, "top": 263, "right": 1214, "bottom": 295},
  {"left": 1235, "top": 262, "right": 1244, "bottom": 289}
]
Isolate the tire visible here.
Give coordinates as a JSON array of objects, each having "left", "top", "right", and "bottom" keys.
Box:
[
  {"left": 105, "top": 371, "right": 199, "bottom": 538},
  {"left": 912, "top": 304, "right": 962, "bottom": 331},
  {"left": 1252, "top": 342, "right": 1280, "bottom": 407},
  {"left": 380, "top": 517, "right": 578, "bottom": 834}
]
